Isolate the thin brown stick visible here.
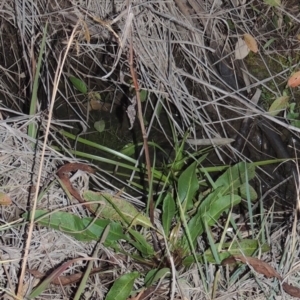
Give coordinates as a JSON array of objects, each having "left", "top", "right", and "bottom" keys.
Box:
[
  {"left": 16, "top": 24, "right": 79, "bottom": 299},
  {"left": 128, "top": 31, "right": 154, "bottom": 226}
]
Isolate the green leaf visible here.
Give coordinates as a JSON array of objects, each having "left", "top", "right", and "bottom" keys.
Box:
[
  {"left": 238, "top": 183, "right": 258, "bottom": 201},
  {"left": 140, "top": 89, "right": 148, "bottom": 102},
  {"left": 105, "top": 272, "right": 139, "bottom": 300},
  {"left": 263, "top": 38, "right": 276, "bottom": 49},
  {"left": 162, "top": 193, "right": 176, "bottom": 237},
  {"left": 81, "top": 218, "right": 127, "bottom": 242},
  {"left": 183, "top": 193, "right": 241, "bottom": 250},
  {"left": 23, "top": 210, "right": 130, "bottom": 244},
  {"left": 264, "top": 0, "right": 280, "bottom": 7},
  {"left": 214, "top": 162, "right": 256, "bottom": 194},
  {"left": 182, "top": 163, "right": 256, "bottom": 250},
  {"left": 128, "top": 229, "right": 155, "bottom": 257},
  {"left": 200, "top": 193, "right": 241, "bottom": 227},
  {"left": 69, "top": 76, "right": 88, "bottom": 94},
  {"left": 178, "top": 161, "right": 199, "bottom": 212},
  {"left": 120, "top": 143, "right": 136, "bottom": 157},
  {"left": 144, "top": 268, "right": 170, "bottom": 287},
  {"left": 23, "top": 210, "right": 98, "bottom": 241},
  {"left": 94, "top": 120, "right": 105, "bottom": 132},
  {"left": 28, "top": 22, "right": 48, "bottom": 140},
  {"left": 83, "top": 190, "right": 152, "bottom": 228},
  {"left": 268, "top": 96, "right": 289, "bottom": 116},
  {"left": 183, "top": 239, "right": 270, "bottom": 266}
]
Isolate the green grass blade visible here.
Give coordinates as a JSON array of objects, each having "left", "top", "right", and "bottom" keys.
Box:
[{"left": 28, "top": 22, "right": 48, "bottom": 140}]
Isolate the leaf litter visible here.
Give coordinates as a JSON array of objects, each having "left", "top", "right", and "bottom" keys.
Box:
[{"left": 1, "top": 0, "right": 300, "bottom": 299}]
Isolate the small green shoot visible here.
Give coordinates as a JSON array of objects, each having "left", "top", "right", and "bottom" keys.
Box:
[
  {"left": 28, "top": 22, "right": 48, "bottom": 140},
  {"left": 287, "top": 103, "right": 300, "bottom": 128}
]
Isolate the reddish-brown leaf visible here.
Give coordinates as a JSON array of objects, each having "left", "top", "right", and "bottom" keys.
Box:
[
  {"left": 282, "top": 282, "right": 300, "bottom": 298},
  {"left": 222, "top": 256, "right": 300, "bottom": 298},
  {"left": 28, "top": 266, "right": 103, "bottom": 286},
  {"left": 57, "top": 163, "right": 95, "bottom": 212},
  {"left": 288, "top": 71, "right": 300, "bottom": 88}
]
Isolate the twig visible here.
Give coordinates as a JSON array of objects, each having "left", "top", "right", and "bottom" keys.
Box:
[
  {"left": 128, "top": 29, "right": 154, "bottom": 226},
  {"left": 16, "top": 22, "right": 79, "bottom": 299}
]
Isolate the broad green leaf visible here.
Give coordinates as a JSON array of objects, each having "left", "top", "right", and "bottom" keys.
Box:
[
  {"left": 178, "top": 161, "right": 199, "bottom": 212},
  {"left": 264, "top": 0, "right": 280, "bottom": 7},
  {"left": 238, "top": 183, "right": 257, "bottom": 201},
  {"left": 128, "top": 229, "right": 155, "bottom": 257},
  {"left": 162, "top": 193, "right": 176, "bottom": 237},
  {"left": 268, "top": 96, "right": 289, "bottom": 116},
  {"left": 183, "top": 193, "right": 241, "bottom": 250},
  {"left": 83, "top": 190, "right": 152, "bottom": 228},
  {"left": 24, "top": 210, "right": 129, "bottom": 244},
  {"left": 69, "top": 76, "right": 88, "bottom": 94},
  {"left": 105, "top": 272, "right": 139, "bottom": 300},
  {"left": 81, "top": 218, "right": 127, "bottom": 242},
  {"left": 144, "top": 268, "right": 170, "bottom": 287},
  {"left": 94, "top": 120, "right": 105, "bottom": 132},
  {"left": 183, "top": 239, "right": 270, "bottom": 265},
  {"left": 214, "top": 162, "right": 255, "bottom": 195},
  {"left": 199, "top": 194, "right": 241, "bottom": 226},
  {"left": 23, "top": 210, "right": 98, "bottom": 241}
]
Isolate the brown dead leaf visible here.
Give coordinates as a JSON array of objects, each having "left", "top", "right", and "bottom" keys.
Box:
[
  {"left": 27, "top": 266, "right": 103, "bottom": 285},
  {"left": 0, "top": 192, "right": 12, "bottom": 205},
  {"left": 90, "top": 99, "right": 102, "bottom": 110},
  {"left": 57, "top": 163, "right": 95, "bottom": 212},
  {"left": 90, "top": 99, "right": 111, "bottom": 111},
  {"left": 222, "top": 255, "right": 300, "bottom": 298},
  {"left": 282, "top": 282, "right": 300, "bottom": 298},
  {"left": 288, "top": 71, "right": 300, "bottom": 88},
  {"left": 81, "top": 20, "right": 91, "bottom": 43},
  {"left": 234, "top": 255, "right": 281, "bottom": 279},
  {"left": 244, "top": 33, "right": 258, "bottom": 53}
]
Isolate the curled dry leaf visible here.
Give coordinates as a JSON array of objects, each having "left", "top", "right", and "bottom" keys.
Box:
[
  {"left": 288, "top": 71, "right": 300, "bottom": 88},
  {"left": 0, "top": 192, "right": 12, "bottom": 205},
  {"left": 244, "top": 33, "right": 258, "bottom": 53},
  {"left": 57, "top": 163, "right": 95, "bottom": 212},
  {"left": 222, "top": 255, "right": 300, "bottom": 298}
]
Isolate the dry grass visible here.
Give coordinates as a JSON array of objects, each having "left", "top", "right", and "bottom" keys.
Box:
[{"left": 0, "top": 0, "right": 300, "bottom": 299}]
